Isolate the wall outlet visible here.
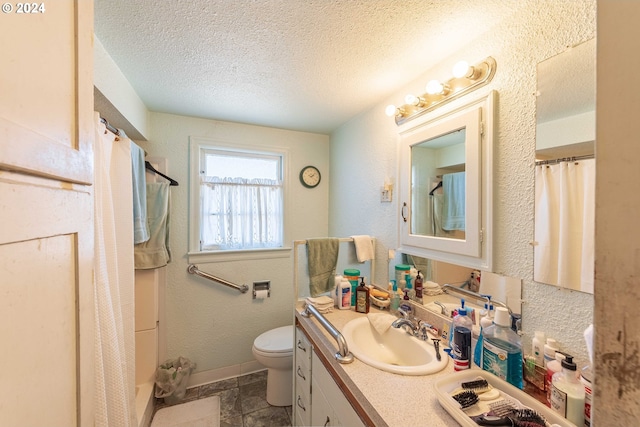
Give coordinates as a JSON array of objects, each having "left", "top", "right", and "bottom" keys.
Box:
[{"left": 381, "top": 187, "right": 392, "bottom": 202}]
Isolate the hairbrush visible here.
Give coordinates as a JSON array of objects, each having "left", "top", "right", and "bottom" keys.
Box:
[
  {"left": 473, "top": 407, "right": 547, "bottom": 427},
  {"left": 461, "top": 377, "right": 490, "bottom": 393},
  {"left": 451, "top": 390, "right": 479, "bottom": 409}
]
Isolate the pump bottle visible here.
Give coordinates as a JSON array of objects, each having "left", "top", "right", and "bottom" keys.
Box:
[
  {"left": 355, "top": 277, "right": 370, "bottom": 313},
  {"left": 414, "top": 271, "right": 424, "bottom": 303},
  {"left": 550, "top": 354, "right": 585, "bottom": 426}
]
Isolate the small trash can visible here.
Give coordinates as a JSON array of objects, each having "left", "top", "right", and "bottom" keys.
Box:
[{"left": 154, "top": 356, "right": 196, "bottom": 405}]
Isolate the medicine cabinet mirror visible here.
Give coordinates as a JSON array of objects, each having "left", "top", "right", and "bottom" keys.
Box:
[
  {"left": 534, "top": 38, "right": 595, "bottom": 294},
  {"left": 398, "top": 91, "right": 495, "bottom": 271}
]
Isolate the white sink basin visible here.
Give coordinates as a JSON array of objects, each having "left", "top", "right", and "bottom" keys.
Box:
[{"left": 341, "top": 317, "right": 448, "bottom": 375}]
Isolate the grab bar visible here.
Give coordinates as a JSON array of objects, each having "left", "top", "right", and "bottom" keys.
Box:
[
  {"left": 442, "top": 283, "right": 512, "bottom": 315},
  {"left": 301, "top": 303, "right": 354, "bottom": 364},
  {"left": 187, "top": 264, "right": 249, "bottom": 293}
]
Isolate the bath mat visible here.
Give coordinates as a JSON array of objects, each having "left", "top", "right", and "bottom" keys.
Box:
[{"left": 151, "top": 396, "right": 220, "bottom": 427}]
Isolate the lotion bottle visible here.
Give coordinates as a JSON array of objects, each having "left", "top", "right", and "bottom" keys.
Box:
[
  {"left": 337, "top": 279, "right": 351, "bottom": 310},
  {"left": 532, "top": 330, "right": 546, "bottom": 366},
  {"left": 551, "top": 355, "right": 585, "bottom": 426}
]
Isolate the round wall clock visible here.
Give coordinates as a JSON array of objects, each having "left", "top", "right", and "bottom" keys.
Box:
[{"left": 299, "top": 165, "right": 321, "bottom": 188}]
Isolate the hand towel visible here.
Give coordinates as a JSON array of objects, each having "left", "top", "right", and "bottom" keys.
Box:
[
  {"left": 367, "top": 313, "right": 396, "bottom": 335},
  {"left": 442, "top": 171, "right": 466, "bottom": 231},
  {"left": 350, "top": 235, "right": 374, "bottom": 262},
  {"left": 306, "top": 295, "right": 334, "bottom": 308},
  {"left": 307, "top": 238, "right": 339, "bottom": 297},
  {"left": 305, "top": 296, "right": 334, "bottom": 313}
]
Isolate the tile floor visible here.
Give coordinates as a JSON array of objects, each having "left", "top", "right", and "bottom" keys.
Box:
[{"left": 153, "top": 370, "right": 293, "bottom": 427}]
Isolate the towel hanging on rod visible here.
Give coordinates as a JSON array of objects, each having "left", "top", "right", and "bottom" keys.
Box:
[{"left": 145, "top": 161, "right": 179, "bottom": 186}]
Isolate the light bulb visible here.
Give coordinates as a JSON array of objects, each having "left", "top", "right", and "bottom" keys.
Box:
[
  {"left": 425, "top": 79, "right": 445, "bottom": 95},
  {"left": 452, "top": 61, "right": 472, "bottom": 78},
  {"left": 385, "top": 104, "right": 399, "bottom": 117},
  {"left": 404, "top": 94, "right": 425, "bottom": 107}
]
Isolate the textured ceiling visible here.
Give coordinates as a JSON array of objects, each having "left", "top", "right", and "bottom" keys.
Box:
[{"left": 95, "top": 0, "right": 527, "bottom": 134}]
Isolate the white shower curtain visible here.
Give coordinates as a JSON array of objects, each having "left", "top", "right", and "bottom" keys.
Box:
[
  {"left": 94, "top": 113, "right": 137, "bottom": 426},
  {"left": 534, "top": 158, "right": 595, "bottom": 293}
]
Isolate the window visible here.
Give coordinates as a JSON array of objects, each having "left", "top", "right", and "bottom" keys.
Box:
[{"left": 190, "top": 140, "right": 286, "bottom": 257}]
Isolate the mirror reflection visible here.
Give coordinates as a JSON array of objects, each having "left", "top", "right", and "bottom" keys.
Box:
[
  {"left": 534, "top": 38, "right": 595, "bottom": 294},
  {"left": 411, "top": 129, "right": 466, "bottom": 240}
]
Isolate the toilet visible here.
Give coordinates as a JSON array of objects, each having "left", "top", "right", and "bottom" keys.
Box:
[{"left": 252, "top": 325, "right": 294, "bottom": 406}]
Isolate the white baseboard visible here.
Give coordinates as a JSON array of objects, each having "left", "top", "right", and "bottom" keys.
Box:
[{"left": 187, "top": 360, "right": 265, "bottom": 388}]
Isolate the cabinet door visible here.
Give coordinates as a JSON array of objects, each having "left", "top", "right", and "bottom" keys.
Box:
[
  {"left": 311, "top": 375, "right": 337, "bottom": 427},
  {"left": 397, "top": 91, "right": 495, "bottom": 271},
  {"left": 0, "top": 1, "right": 95, "bottom": 426},
  {"left": 311, "top": 352, "right": 364, "bottom": 427}
]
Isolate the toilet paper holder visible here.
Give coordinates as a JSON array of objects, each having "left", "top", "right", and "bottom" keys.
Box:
[{"left": 253, "top": 281, "right": 271, "bottom": 299}]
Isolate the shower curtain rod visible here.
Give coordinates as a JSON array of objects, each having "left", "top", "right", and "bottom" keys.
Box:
[
  {"left": 100, "top": 116, "right": 121, "bottom": 137},
  {"left": 535, "top": 153, "right": 594, "bottom": 166}
]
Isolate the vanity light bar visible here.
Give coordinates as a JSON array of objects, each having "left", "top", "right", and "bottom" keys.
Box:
[{"left": 386, "top": 56, "right": 497, "bottom": 125}]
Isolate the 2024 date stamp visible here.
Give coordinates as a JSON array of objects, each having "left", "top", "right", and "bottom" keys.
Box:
[{"left": 2, "top": 3, "right": 46, "bottom": 14}]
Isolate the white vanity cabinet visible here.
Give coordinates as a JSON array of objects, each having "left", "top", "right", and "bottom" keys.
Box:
[
  {"left": 294, "top": 326, "right": 365, "bottom": 427},
  {"left": 310, "top": 351, "right": 364, "bottom": 427},
  {"left": 294, "top": 326, "right": 312, "bottom": 426},
  {"left": 397, "top": 91, "right": 496, "bottom": 271}
]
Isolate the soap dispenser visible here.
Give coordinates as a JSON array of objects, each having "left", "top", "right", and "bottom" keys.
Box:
[
  {"left": 550, "top": 354, "right": 585, "bottom": 426},
  {"left": 355, "top": 277, "right": 370, "bottom": 313}
]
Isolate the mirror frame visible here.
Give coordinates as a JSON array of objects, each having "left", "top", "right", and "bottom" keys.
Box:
[{"left": 397, "top": 90, "right": 495, "bottom": 271}]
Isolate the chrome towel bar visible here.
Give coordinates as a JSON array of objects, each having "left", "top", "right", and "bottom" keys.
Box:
[{"left": 187, "top": 264, "right": 249, "bottom": 293}]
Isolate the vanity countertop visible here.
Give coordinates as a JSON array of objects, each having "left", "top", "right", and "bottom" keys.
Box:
[{"left": 295, "top": 303, "right": 460, "bottom": 427}]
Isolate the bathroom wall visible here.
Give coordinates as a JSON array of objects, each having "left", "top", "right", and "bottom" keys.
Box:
[
  {"left": 329, "top": 1, "right": 596, "bottom": 363},
  {"left": 135, "top": 112, "right": 330, "bottom": 383}
]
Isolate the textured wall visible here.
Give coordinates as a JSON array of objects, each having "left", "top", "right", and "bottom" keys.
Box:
[
  {"left": 330, "top": 0, "right": 596, "bottom": 363},
  {"left": 135, "top": 112, "right": 330, "bottom": 375}
]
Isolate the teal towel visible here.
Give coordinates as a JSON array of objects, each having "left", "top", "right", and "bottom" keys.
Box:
[
  {"left": 307, "top": 238, "right": 339, "bottom": 297},
  {"left": 442, "top": 172, "right": 466, "bottom": 231},
  {"left": 131, "top": 142, "right": 149, "bottom": 244}
]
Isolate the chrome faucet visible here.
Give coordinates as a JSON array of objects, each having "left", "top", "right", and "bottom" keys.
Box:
[
  {"left": 391, "top": 308, "right": 439, "bottom": 341},
  {"left": 433, "top": 301, "right": 447, "bottom": 315}
]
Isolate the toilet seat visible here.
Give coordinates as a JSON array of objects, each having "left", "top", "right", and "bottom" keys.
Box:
[{"left": 253, "top": 325, "right": 293, "bottom": 355}]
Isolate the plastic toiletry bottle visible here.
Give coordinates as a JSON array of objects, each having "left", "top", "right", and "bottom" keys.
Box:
[
  {"left": 333, "top": 275, "right": 343, "bottom": 307},
  {"left": 343, "top": 268, "right": 360, "bottom": 306},
  {"left": 414, "top": 270, "right": 424, "bottom": 303},
  {"left": 405, "top": 274, "right": 415, "bottom": 301},
  {"left": 394, "top": 264, "right": 411, "bottom": 286},
  {"left": 452, "top": 305, "right": 473, "bottom": 370},
  {"left": 546, "top": 352, "right": 565, "bottom": 407},
  {"left": 482, "top": 307, "right": 524, "bottom": 389},
  {"left": 336, "top": 278, "right": 351, "bottom": 310},
  {"left": 532, "top": 331, "right": 546, "bottom": 366},
  {"left": 474, "top": 301, "right": 494, "bottom": 367},
  {"left": 390, "top": 281, "right": 400, "bottom": 314},
  {"left": 544, "top": 338, "right": 560, "bottom": 367},
  {"left": 355, "top": 277, "right": 370, "bottom": 314},
  {"left": 403, "top": 288, "right": 410, "bottom": 301},
  {"left": 580, "top": 365, "right": 593, "bottom": 427},
  {"left": 550, "top": 354, "right": 585, "bottom": 426}
]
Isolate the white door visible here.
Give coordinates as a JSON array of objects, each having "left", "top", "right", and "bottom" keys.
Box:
[{"left": 0, "top": 2, "right": 94, "bottom": 426}]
